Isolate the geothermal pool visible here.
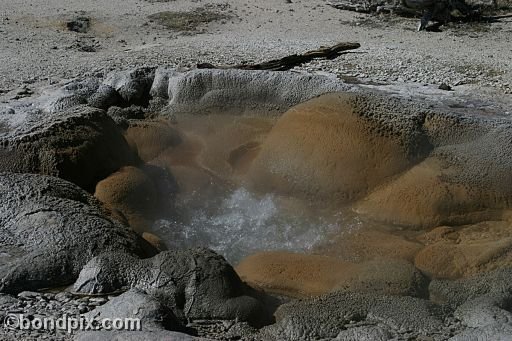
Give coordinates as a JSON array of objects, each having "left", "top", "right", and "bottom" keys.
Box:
[
  {"left": 152, "top": 187, "right": 362, "bottom": 263},
  {"left": 120, "top": 112, "right": 366, "bottom": 264}
]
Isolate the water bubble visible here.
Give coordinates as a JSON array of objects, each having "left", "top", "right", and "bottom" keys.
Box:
[{"left": 153, "top": 187, "right": 349, "bottom": 263}]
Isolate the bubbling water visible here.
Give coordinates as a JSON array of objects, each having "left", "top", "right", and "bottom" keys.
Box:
[{"left": 153, "top": 187, "right": 356, "bottom": 264}]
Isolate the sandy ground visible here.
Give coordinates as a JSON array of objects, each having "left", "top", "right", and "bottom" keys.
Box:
[{"left": 0, "top": 0, "right": 511, "bottom": 104}]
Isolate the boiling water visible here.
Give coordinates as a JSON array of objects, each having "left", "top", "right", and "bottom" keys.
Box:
[{"left": 152, "top": 187, "right": 359, "bottom": 264}]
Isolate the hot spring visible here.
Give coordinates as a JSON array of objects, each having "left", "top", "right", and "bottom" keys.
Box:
[
  {"left": 152, "top": 187, "right": 363, "bottom": 263},
  {"left": 93, "top": 89, "right": 512, "bottom": 299}
]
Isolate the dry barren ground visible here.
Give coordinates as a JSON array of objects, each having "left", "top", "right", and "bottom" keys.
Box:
[{"left": 0, "top": 0, "right": 511, "bottom": 104}]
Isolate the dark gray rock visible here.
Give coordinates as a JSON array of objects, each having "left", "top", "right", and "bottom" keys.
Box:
[
  {"left": 103, "top": 68, "right": 156, "bottom": 105},
  {"left": 429, "top": 267, "right": 512, "bottom": 308},
  {"left": 0, "top": 105, "right": 138, "bottom": 191},
  {"left": 454, "top": 295, "right": 512, "bottom": 328},
  {"left": 88, "top": 84, "right": 123, "bottom": 109},
  {"left": 0, "top": 294, "right": 18, "bottom": 307},
  {"left": 260, "top": 291, "right": 448, "bottom": 340},
  {"left": 0, "top": 172, "right": 157, "bottom": 294},
  {"left": 66, "top": 16, "right": 91, "bottom": 33},
  {"left": 73, "top": 248, "right": 272, "bottom": 327},
  {"left": 107, "top": 105, "right": 145, "bottom": 121},
  {"left": 429, "top": 268, "right": 512, "bottom": 340}
]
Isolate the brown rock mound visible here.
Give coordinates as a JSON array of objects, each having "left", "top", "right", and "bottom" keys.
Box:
[
  {"left": 318, "top": 228, "right": 424, "bottom": 262},
  {"left": 355, "top": 120, "right": 512, "bottom": 229},
  {"left": 124, "top": 120, "right": 182, "bottom": 162},
  {"left": 414, "top": 220, "right": 512, "bottom": 279},
  {"left": 236, "top": 251, "right": 427, "bottom": 298},
  {"left": 355, "top": 155, "right": 508, "bottom": 229},
  {"left": 94, "top": 166, "right": 175, "bottom": 233},
  {"left": 244, "top": 92, "right": 429, "bottom": 202}
]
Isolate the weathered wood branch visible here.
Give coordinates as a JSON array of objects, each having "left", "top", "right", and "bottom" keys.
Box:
[{"left": 197, "top": 42, "right": 361, "bottom": 71}]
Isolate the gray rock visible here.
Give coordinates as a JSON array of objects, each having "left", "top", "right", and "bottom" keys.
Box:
[
  {"left": 429, "top": 268, "right": 512, "bottom": 340},
  {"left": 449, "top": 323, "right": 512, "bottom": 341},
  {"left": 335, "top": 325, "right": 392, "bottom": 341},
  {"left": 66, "top": 16, "right": 91, "bottom": 33},
  {"left": 160, "top": 68, "right": 350, "bottom": 116},
  {"left": 73, "top": 248, "right": 271, "bottom": 327},
  {"left": 0, "top": 294, "right": 18, "bottom": 307},
  {"left": 0, "top": 172, "right": 157, "bottom": 294},
  {"left": 103, "top": 67, "right": 155, "bottom": 105},
  {"left": 84, "top": 288, "right": 183, "bottom": 331},
  {"left": 41, "top": 78, "right": 101, "bottom": 113},
  {"left": 429, "top": 267, "right": 512, "bottom": 308},
  {"left": 260, "top": 291, "right": 447, "bottom": 340},
  {"left": 453, "top": 295, "right": 512, "bottom": 328},
  {"left": 0, "top": 105, "right": 138, "bottom": 191},
  {"left": 74, "top": 330, "right": 203, "bottom": 341},
  {"left": 107, "top": 105, "right": 145, "bottom": 121},
  {"left": 8, "top": 68, "right": 350, "bottom": 121},
  {"left": 88, "top": 84, "right": 122, "bottom": 109},
  {"left": 149, "top": 67, "right": 181, "bottom": 99}
]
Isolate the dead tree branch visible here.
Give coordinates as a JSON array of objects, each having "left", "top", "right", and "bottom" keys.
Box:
[{"left": 197, "top": 42, "right": 361, "bottom": 71}]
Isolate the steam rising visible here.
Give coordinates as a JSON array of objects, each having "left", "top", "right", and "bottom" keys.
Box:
[{"left": 153, "top": 188, "right": 355, "bottom": 263}]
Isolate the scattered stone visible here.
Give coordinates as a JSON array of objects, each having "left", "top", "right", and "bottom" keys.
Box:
[
  {"left": 439, "top": 83, "right": 453, "bottom": 91},
  {"left": 66, "top": 17, "right": 91, "bottom": 33},
  {"left": 12, "top": 85, "right": 33, "bottom": 99}
]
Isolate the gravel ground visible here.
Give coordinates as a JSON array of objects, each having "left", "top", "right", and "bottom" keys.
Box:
[
  {"left": 0, "top": 0, "right": 511, "bottom": 101},
  {"left": 0, "top": 291, "right": 259, "bottom": 340},
  {"left": 0, "top": 291, "right": 108, "bottom": 341}
]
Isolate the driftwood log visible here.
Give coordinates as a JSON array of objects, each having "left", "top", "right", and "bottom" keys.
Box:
[{"left": 197, "top": 42, "right": 361, "bottom": 71}]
